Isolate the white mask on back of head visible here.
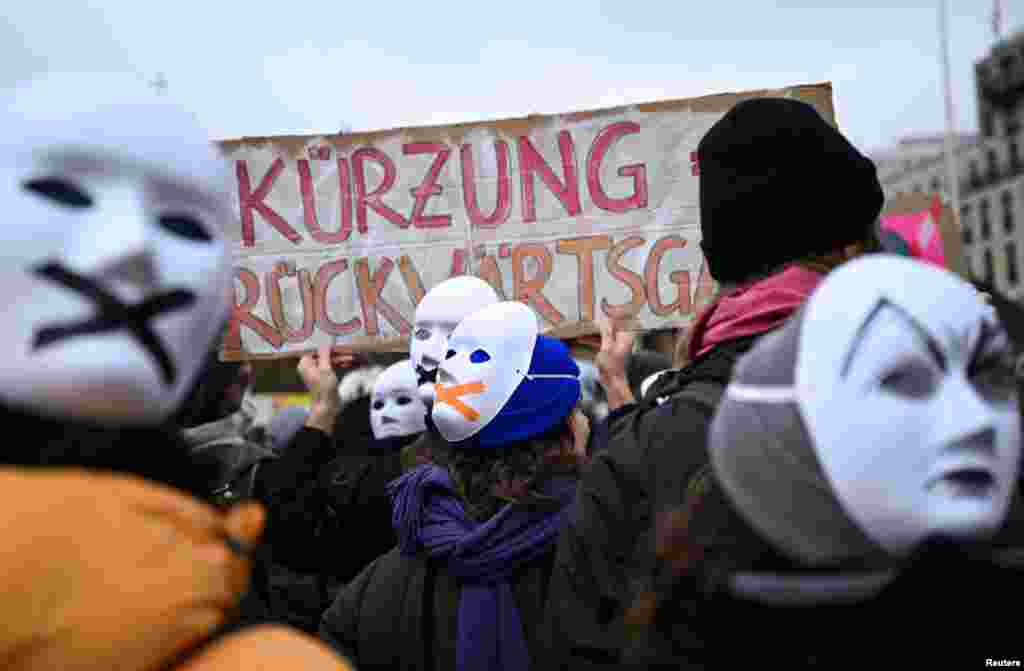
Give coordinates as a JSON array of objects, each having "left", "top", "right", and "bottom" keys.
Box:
[
  {"left": 794, "top": 255, "right": 1021, "bottom": 557},
  {"left": 432, "top": 301, "right": 540, "bottom": 443},
  {"left": 370, "top": 360, "right": 427, "bottom": 439},
  {"left": 0, "top": 73, "right": 234, "bottom": 425},
  {"left": 411, "top": 276, "right": 499, "bottom": 376}
]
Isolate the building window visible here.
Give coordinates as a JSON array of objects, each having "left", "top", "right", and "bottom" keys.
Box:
[
  {"left": 1003, "top": 190, "right": 1015, "bottom": 233},
  {"left": 985, "top": 248, "right": 995, "bottom": 285},
  {"left": 981, "top": 197, "right": 992, "bottom": 240},
  {"left": 1007, "top": 242, "right": 1019, "bottom": 286},
  {"left": 961, "top": 204, "right": 973, "bottom": 245},
  {"left": 988, "top": 149, "right": 999, "bottom": 181},
  {"left": 983, "top": 111, "right": 995, "bottom": 137},
  {"left": 970, "top": 160, "right": 982, "bottom": 189},
  {"left": 1011, "top": 139, "right": 1022, "bottom": 172}
]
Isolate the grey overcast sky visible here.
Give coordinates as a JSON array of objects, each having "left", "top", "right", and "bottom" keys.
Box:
[{"left": 1, "top": 1, "right": 1016, "bottom": 154}]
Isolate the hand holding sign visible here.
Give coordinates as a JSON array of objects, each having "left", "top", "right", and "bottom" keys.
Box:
[
  {"left": 596, "top": 315, "right": 638, "bottom": 411},
  {"left": 299, "top": 341, "right": 357, "bottom": 434}
]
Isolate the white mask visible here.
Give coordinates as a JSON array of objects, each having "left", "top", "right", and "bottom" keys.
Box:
[
  {"left": 370, "top": 360, "right": 427, "bottom": 439},
  {"left": 432, "top": 301, "right": 540, "bottom": 443},
  {"left": 0, "top": 73, "right": 234, "bottom": 424},
  {"left": 793, "top": 255, "right": 1021, "bottom": 557},
  {"left": 411, "top": 276, "right": 499, "bottom": 376}
]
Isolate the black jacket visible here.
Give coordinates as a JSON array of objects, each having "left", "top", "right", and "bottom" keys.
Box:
[
  {"left": 623, "top": 469, "right": 1024, "bottom": 668},
  {"left": 541, "top": 336, "right": 758, "bottom": 670},
  {"left": 223, "top": 424, "right": 337, "bottom": 632},
  {"left": 320, "top": 508, "right": 563, "bottom": 671},
  {"left": 244, "top": 416, "right": 423, "bottom": 632}
]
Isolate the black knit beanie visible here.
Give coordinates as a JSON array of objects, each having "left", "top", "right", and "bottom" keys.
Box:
[{"left": 697, "top": 98, "right": 884, "bottom": 283}]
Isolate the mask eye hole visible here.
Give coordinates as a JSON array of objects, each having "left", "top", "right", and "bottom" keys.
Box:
[
  {"left": 372, "top": 400, "right": 385, "bottom": 410},
  {"left": 158, "top": 213, "right": 213, "bottom": 242},
  {"left": 470, "top": 349, "right": 491, "bottom": 364},
  {"left": 23, "top": 177, "right": 93, "bottom": 208},
  {"left": 446, "top": 349, "right": 456, "bottom": 360},
  {"left": 879, "top": 361, "right": 937, "bottom": 400},
  {"left": 415, "top": 328, "right": 431, "bottom": 341},
  {"left": 397, "top": 396, "right": 412, "bottom": 406}
]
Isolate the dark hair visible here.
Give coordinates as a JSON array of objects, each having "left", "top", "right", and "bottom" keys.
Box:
[
  {"left": 627, "top": 350, "right": 672, "bottom": 401},
  {"left": 434, "top": 414, "right": 581, "bottom": 521},
  {"left": 331, "top": 394, "right": 374, "bottom": 454}
]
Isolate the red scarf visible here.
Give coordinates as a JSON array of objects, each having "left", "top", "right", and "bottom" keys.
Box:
[{"left": 689, "top": 265, "right": 825, "bottom": 361}]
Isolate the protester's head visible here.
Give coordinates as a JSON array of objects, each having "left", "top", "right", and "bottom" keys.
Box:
[
  {"left": 431, "top": 301, "right": 585, "bottom": 519},
  {"left": 370, "top": 359, "right": 427, "bottom": 440},
  {"left": 411, "top": 276, "right": 499, "bottom": 385},
  {"left": 709, "top": 254, "right": 1020, "bottom": 566},
  {"left": 697, "top": 97, "right": 884, "bottom": 286},
  {"left": 328, "top": 366, "right": 381, "bottom": 452},
  {"left": 337, "top": 365, "right": 384, "bottom": 408},
  {"left": 332, "top": 395, "right": 374, "bottom": 455},
  {"left": 628, "top": 350, "right": 671, "bottom": 401},
  {"left": 0, "top": 72, "right": 234, "bottom": 425}
]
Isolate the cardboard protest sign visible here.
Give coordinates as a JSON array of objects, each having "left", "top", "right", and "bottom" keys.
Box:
[
  {"left": 878, "top": 192, "right": 965, "bottom": 279},
  {"left": 219, "top": 82, "right": 835, "bottom": 360}
]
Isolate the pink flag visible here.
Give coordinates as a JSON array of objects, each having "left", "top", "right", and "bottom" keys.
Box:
[{"left": 878, "top": 196, "right": 948, "bottom": 269}]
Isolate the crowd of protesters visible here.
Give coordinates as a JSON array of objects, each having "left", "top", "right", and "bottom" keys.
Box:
[{"left": 3, "top": 71, "right": 1022, "bottom": 671}]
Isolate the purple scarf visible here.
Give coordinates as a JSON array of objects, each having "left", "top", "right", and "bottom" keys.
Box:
[{"left": 389, "top": 464, "right": 575, "bottom": 671}]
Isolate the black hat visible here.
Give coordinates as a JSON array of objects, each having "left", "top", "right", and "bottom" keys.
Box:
[{"left": 697, "top": 98, "right": 883, "bottom": 283}]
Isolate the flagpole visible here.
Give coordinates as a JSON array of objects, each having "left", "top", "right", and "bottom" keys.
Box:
[{"left": 940, "top": 0, "right": 963, "bottom": 239}]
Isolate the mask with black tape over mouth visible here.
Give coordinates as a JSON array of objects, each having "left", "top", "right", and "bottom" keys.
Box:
[
  {"left": 0, "top": 73, "right": 234, "bottom": 424},
  {"left": 410, "top": 275, "right": 498, "bottom": 408}
]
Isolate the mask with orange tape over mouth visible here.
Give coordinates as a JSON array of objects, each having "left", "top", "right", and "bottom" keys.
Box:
[{"left": 432, "top": 301, "right": 581, "bottom": 448}]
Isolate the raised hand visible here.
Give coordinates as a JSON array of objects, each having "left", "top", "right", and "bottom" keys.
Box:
[
  {"left": 595, "top": 316, "right": 636, "bottom": 410},
  {"left": 298, "top": 344, "right": 345, "bottom": 434}
]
